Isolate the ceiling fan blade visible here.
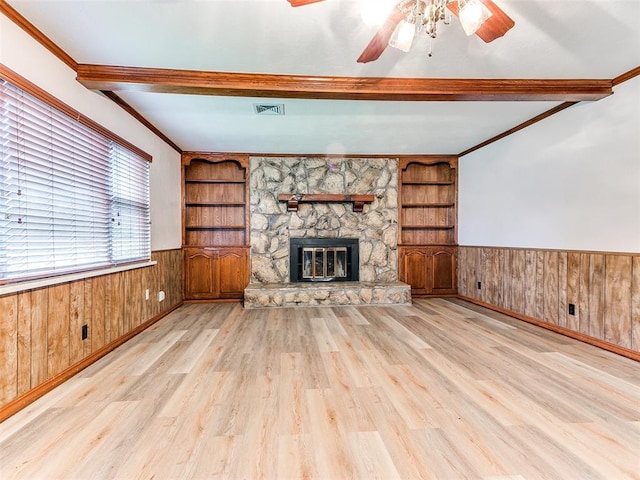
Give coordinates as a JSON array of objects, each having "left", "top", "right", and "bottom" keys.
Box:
[
  {"left": 447, "top": 0, "right": 515, "bottom": 43},
  {"left": 357, "top": 6, "right": 406, "bottom": 63},
  {"left": 287, "top": 0, "right": 325, "bottom": 6}
]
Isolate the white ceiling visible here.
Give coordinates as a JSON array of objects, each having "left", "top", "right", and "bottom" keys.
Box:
[{"left": 7, "top": 0, "right": 640, "bottom": 155}]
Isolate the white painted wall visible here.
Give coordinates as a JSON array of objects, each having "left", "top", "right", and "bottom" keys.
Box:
[
  {"left": 459, "top": 75, "right": 640, "bottom": 253},
  {"left": 0, "top": 14, "right": 182, "bottom": 250}
]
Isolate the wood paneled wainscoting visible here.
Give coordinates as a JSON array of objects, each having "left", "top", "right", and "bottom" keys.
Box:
[
  {"left": 458, "top": 246, "right": 640, "bottom": 360},
  {"left": 0, "top": 249, "right": 183, "bottom": 421}
]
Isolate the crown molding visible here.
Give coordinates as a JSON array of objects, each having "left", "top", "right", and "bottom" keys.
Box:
[
  {"left": 0, "top": 1, "right": 180, "bottom": 152},
  {"left": 0, "top": 0, "right": 77, "bottom": 70},
  {"left": 458, "top": 101, "right": 578, "bottom": 157},
  {"left": 612, "top": 65, "right": 640, "bottom": 86}
]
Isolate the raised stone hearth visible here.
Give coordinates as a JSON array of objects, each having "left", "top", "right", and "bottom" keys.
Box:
[{"left": 244, "top": 281, "right": 411, "bottom": 309}]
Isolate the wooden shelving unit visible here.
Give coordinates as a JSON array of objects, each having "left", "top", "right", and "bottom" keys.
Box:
[
  {"left": 182, "top": 153, "right": 249, "bottom": 300},
  {"left": 398, "top": 157, "right": 458, "bottom": 296}
]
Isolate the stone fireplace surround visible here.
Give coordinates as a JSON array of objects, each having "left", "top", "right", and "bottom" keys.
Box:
[{"left": 244, "top": 157, "right": 411, "bottom": 308}]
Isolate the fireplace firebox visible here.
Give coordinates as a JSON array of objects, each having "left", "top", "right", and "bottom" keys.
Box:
[{"left": 290, "top": 238, "right": 359, "bottom": 283}]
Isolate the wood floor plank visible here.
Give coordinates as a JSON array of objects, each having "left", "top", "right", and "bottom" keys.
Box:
[
  {"left": 354, "top": 385, "right": 440, "bottom": 480},
  {"left": 305, "top": 387, "right": 356, "bottom": 479},
  {"left": 348, "top": 430, "right": 402, "bottom": 480},
  {"left": 166, "top": 328, "right": 219, "bottom": 374},
  {"left": 1, "top": 299, "right": 638, "bottom": 480},
  {"left": 276, "top": 433, "right": 315, "bottom": 480},
  {"left": 320, "top": 351, "right": 376, "bottom": 432}
]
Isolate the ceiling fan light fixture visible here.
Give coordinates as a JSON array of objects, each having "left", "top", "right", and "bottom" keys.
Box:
[
  {"left": 388, "top": 19, "right": 416, "bottom": 52},
  {"left": 458, "top": 0, "right": 493, "bottom": 36},
  {"left": 357, "top": 0, "right": 513, "bottom": 62}
]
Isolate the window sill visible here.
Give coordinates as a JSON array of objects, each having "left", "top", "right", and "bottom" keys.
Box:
[{"left": 0, "top": 261, "right": 158, "bottom": 296}]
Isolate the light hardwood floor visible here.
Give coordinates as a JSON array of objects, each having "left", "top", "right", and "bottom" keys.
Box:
[{"left": 1, "top": 298, "right": 638, "bottom": 479}]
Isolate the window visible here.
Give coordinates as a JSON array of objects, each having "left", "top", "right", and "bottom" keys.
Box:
[{"left": 0, "top": 76, "right": 150, "bottom": 284}]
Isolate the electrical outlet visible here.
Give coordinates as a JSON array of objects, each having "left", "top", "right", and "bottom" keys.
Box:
[
  {"left": 158, "top": 290, "right": 165, "bottom": 302},
  {"left": 477, "top": 281, "right": 482, "bottom": 290},
  {"left": 568, "top": 303, "right": 576, "bottom": 316},
  {"left": 81, "top": 324, "right": 88, "bottom": 340},
  {"left": 145, "top": 289, "right": 150, "bottom": 300}
]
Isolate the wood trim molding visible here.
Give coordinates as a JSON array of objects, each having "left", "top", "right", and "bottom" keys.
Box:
[
  {"left": 399, "top": 155, "right": 458, "bottom": 170},
  {"left": 0, "top": 64, "right": 153, "bottom": 162},
  {"left": 0, "top": 0, "right": 78, "bottom": 71},
  {"left": 459, "top": 66, "right": 638, "bottom": 157},
  {"left": 612, "top": 65, "right": 640, "bottom": 86},
  {"left": 0, "top": 301, "right": 184, "bottom": 423},
  {"left": 181, "top": 152, "right": 249, "bottom": 168},
  {"left": 100, "top": 90, "right": 182, "bottom": 153},
  {"left": 457, "top": 295, "right": 640, "bottom": 362},
  {"left": 76, "top": 64, "right": 613, "bottom": 102},
  {"left": 0, "top": 4, "right": 180, "bottom": 154},
  {"left": 458, "top": 244, "right": 640, "bottom": 256},
  {"left": 459, "top": 101, "right": 578, "bottom": 157}
]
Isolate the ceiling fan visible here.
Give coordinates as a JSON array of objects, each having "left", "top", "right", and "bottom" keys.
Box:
[{"left": 286, "top": 0, "right": 515, "bottom": 63}]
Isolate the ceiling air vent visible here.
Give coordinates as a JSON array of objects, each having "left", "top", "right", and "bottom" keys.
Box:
[{"left": 253, "top": 103, "right": 285, "bottom": 115}]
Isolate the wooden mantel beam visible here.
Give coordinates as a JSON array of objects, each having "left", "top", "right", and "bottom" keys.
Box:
[
  {"left": 278, "top": 194, "right": 375, "bottom": 212},
  {"left": 76, "top": 64, "right": 613, "bottom": 102}
]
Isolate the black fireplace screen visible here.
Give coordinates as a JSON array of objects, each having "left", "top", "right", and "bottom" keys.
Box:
[
  {"left": 290, "top": 238, "right": 359, "bottom": 282},
  {"left": 303, "top": 247, "right": 347, "bottom": 279}
]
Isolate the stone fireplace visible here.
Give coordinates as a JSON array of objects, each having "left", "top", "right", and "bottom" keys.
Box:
[{"left": 244, "top": 157, "right": 411, "bottom": 308}]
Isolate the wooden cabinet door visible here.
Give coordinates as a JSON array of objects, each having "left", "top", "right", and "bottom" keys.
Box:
[
  {"left": 218, "top": 248, "right": 248, "bottom": 298},
  {"left": 399, "top": 247, "right": 432, "bottom": 295},
  {"left": 430, "top": 248, "right": 457, "bottom": 294},
  {"left": 184, "top": 249, "right": 217, "bottom": 299}
]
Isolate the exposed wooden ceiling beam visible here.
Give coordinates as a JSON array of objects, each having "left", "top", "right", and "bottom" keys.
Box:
[{"left": 77, "top": 64, "right": 613, "bottom": 102}]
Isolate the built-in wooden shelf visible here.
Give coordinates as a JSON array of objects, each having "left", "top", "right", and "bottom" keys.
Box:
[
  {"left": 186, "top": 225, "right": 246, "bottom": 230},
  {"left": 185, "top": 179, "right": 246, "bottom": 184},
  {"left": 185, "top": 202, "right": 246, "bottom": 206},
  {"left": 402, "top": 181, "right": 454, "bottom": 185},
  {"left": 182, "top": 155, "right": 250, "bottom": 301},
  {"left": 402, "top": 225, "right": 455, "bottom": 230},
  {"left": 278, "top": 193, "right": 375, "bottom": 212},
  {"left": 402, "top": 202, "right": 455, "bottom": 208},
  {"left": 399, "top": 243, "right": 457, "bottom": 247},
  {"left": 398, "top": 157, "right": 458, "bottom": 296}
]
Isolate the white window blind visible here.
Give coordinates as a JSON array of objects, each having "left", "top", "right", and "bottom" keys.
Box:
[{"left": 0, "top": 78, "right": 150, "bottom": 283}]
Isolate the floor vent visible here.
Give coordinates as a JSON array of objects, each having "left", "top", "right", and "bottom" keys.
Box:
[{"left": 253, "top": 103, "right": 285, "bottom": 115}]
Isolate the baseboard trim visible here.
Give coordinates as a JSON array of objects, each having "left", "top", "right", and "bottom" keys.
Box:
[
  {"left": 456, "top": 295, "right": 639, "bottom": 362},
  {"left": 0, "top": 301, "right": 184, "bottom": 423}
]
